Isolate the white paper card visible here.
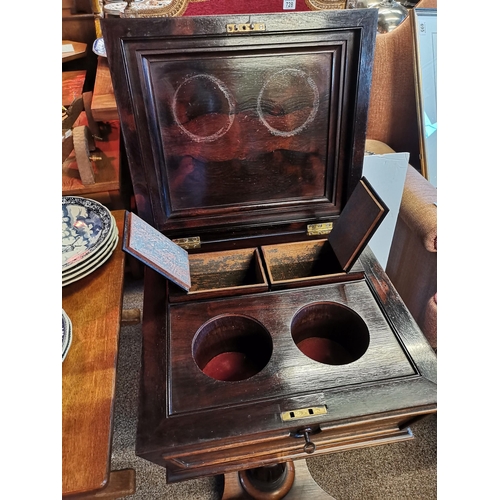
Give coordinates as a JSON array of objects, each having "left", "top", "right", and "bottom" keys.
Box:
[
  {"left": 362, "top": 152, "right": 409, "bottom": 270},
  {"left": 283, "top": 0, "right": 296, "bottom": 10},
  {"left": 62, "top": 44, "right": 75, "bottom": 53}
]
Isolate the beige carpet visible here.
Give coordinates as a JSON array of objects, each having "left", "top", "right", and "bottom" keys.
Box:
[{"left": 111, "top": 277, "right": 437, "bottom": 499}]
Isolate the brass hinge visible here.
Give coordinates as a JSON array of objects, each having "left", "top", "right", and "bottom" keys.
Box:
[
  {"left": 281, "top": 406, "right": 328, "bottom": 422},
  {"left": 172, "top": 236, "right": 201, "bottom": 250},
  {"left": 226, "top": 22, "right": 266, "bottom": 33},
  {"left": 307, "top": 222, "right": 333, "bottom": 236}
]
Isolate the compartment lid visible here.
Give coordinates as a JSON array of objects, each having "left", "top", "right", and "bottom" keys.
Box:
[
  {"left": 102, "top": 10, "right": 378, "bottom": 242},
  {"left": 328, "top": 177, "right": 389, "bottom": 272},
  {"left": 123, "top": 211, "right": 191, "bottom": 291}
]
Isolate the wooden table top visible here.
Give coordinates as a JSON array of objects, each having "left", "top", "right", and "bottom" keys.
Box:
[
  {"left": 62, "top": 70, "right": 86, "bottom": 108},
  {"left": 62, "top": 40, "right": 87, "bottom": 63},
  {"left": 62, "top": 210, "right": 126, "bottom": 497},
  {"left": 91, "top": 57, "right": 118, "bottom": 122}
]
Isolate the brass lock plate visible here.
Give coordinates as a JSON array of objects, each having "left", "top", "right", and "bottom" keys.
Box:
[
  {"left": 172, "top": 236, "right": 201, "bottom": 250},
  {"left": 307, "top": 222, "right": 333, "bottom": 236},
  {"left": 226, "top": 23, "right": 266, "bottom": 33},
  {"left": 281, "top": 406, "right": 328, "bottom": 422}
]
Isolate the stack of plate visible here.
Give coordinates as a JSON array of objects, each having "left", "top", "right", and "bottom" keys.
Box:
[
  {"left": 62, "top": 196, "right": 118, "bottom": 287},
  {"left": 103, "top": 0, "right": 145, "bottom": 16},
  {"left": 62, "top": 309, "right": 73, "bottom": 362}
]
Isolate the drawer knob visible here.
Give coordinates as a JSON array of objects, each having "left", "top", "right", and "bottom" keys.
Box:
[{"left": 292, "top": 427, "right": 317, "bottom": 454}]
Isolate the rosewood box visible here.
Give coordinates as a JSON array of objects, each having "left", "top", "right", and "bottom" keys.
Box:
[{"left": 103, "top": 8, "right": 437, "bottom": 489}]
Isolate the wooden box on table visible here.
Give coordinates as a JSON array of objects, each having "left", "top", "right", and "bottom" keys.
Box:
[{"left": 102, "top": 9, "right": 437, "bottom": 494}]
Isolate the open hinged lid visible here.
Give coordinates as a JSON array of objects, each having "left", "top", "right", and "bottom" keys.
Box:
[
  {"left": 123, "top": 177, "right": 389, "bottom": 291},
  {"left": 102, "top": 9, "right": 378, "bottom": 244},
  {"left": 122, "top": 175, "right": 388, "bottom": 291}
]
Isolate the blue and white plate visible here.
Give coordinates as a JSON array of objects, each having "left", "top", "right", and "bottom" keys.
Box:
[
  {"left": 62, "top": 196, "right": 114, "bottom": 271},
  {"left": 62, "top": 229, "right": 119, "bottom": 287},
  {"left": 62, "top": 309, "right": 73, "bottom": 362},
  {"left": 92, "top": 37, "right": 107, "bottom": 58}
]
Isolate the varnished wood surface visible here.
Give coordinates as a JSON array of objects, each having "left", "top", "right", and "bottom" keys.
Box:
[
  {"left": 222, "top": 460, "right": 334, "bottom": 500},
  {"left": 63, "top": 40, "right": 87, "bottom": 63},
  {"left": 63, "top": 70, "right": 87, "bottom": 107},
  {"left": 136, "top": 249, "right": 437, "bottom": 481},
  {"left": 67, "top": 469, "right": 136, "bottom": 499},
  {"left": 62, "top": 211, "right": 126, "bottom": 497},
  {"left": 168, "top": 280, "right": 415, "bottom": 414},
  {"left": 359, "top": 245, "right": 437, "bottom": 383},
  {"left": 91, "top": 57, "right": 118, "bottom": 122},
  {"left": 102, "top": 10, "right": 377, "bottom": 232},
  {"left": 101, "top": 11, "right": 436, "bottom": 484}
]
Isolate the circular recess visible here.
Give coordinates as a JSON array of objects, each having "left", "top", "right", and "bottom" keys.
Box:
[
  {"left": 257, "top": 68, "right": 319, "bottom": 137},
  {"left": 172, "top": 73, "right": 235, "bottom": 142},
  {"left": 291, "top": 302, "right": 369, "bottom": 365},
  {"left": 193, "top": 315, "right": 272, "bottom": 382}
]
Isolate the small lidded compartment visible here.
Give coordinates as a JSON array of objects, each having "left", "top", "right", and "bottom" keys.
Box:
[
  {"left": 261, "top": 178, "right": 389, "bottom": 289},
  {"left": 291, "top": 302, "right": 369, "bottom": 365},
  {"left": 123, "top": 212, "right": 269, "bottom": 301},
  {"left": 193, "top": 314, "right": 273, "bottom": 382},
  {"left": 261, "top": 239, "right": 362, "bottom": 290},
  {"left": 169, "top": 248, "right": 268, "bottom": 302}
]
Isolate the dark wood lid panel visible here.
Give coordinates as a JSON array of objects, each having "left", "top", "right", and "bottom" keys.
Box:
[
  {"left": 102, "top": 10, "right": 378, "bottom": 239},
  {"left": 148, "top": 51, "right": 333, "bottom": 211}
]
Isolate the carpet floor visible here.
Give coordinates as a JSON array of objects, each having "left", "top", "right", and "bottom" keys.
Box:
[{"left": 111, "top": 277, "right": 437, "bottom": 499}]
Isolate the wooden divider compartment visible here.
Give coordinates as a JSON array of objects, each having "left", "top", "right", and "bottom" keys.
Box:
[
  {"left": 261, "top": 240, "right": 365, "bottom": 290},
  {"left": 169, "top": 247, "right": 268, "bottom": 302}
]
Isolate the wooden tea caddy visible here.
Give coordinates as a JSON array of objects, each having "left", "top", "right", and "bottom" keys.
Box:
[{"left": 103, "top": 9, "right": 437, "bottom": 498}]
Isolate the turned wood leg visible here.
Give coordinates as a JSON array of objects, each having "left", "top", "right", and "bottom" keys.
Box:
[
  {"left": 222, "top": 460, "right": 334, "bottom": 500},
  {"left": 239, "top": 461, "right": 295, "bottom": 499}
]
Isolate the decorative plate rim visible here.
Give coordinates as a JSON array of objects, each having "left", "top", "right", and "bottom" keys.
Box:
[
  {"left": 62, "top": 309, "right": 72, "bottom": 361},
  {"left": 62, "top": 222, "right": 118, "bottom": 280},
  {"left": 92, "top": 37, "right": 107, "bottom": 58},
  {"left": 62, "top": 196, "right": 114, "bottom": 270},
  {"left": 62, "top": 232, "right": 120, "bottom": 287}
]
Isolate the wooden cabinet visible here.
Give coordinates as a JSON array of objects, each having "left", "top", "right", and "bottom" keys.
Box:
[{"left": 102, "top": 10, "right": 437, "bottom": 495}]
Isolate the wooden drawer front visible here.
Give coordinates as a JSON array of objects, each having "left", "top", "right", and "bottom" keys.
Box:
[{"left": 161, "top": 413, "right": 423, "bottom": 482}]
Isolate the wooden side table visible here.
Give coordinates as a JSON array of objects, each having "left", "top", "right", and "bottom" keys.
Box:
[
  {"left": 62, "top": 40, "right": 87, "bottom": 63},
  {"left": 62, "top": 210, "right": 135, "bottom": 499}
]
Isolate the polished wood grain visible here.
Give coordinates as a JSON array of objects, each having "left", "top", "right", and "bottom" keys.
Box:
[
  {"left": 169, "top": 247, "right": 268, "bottom": 302},
  {"left": 222, "top": 460, "right": 333, "bottom": 500},
  {"left": 136, "top": 251, "right": 436, "bottom": 482},
  {"left": 71, "top": 469, "right": 136, "bottom": 499},
  {"left": 102, "top": 10, "right": 377, "bottom": 232},
  {"left": 62, "top": 40, "right": 87, "bottom": 63},
  {"left": 91, "top": 57, "right": 118, "bottom": 122},
  {"left": 102, "top": 11, "right": 436, "bottom": 489},
  {"left": 62, "top": 70, "right": 86, "bottom": 107},
  {"left": 62, "top": 210, "right": 126, "bottom": 497},
  {"left": 168, "top": 280, "right": 415, "bottom": 414}
]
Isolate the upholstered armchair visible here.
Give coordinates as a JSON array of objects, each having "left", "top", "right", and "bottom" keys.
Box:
[{"left": 365, "top": 0, "right": 437, "bottom": 349}]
